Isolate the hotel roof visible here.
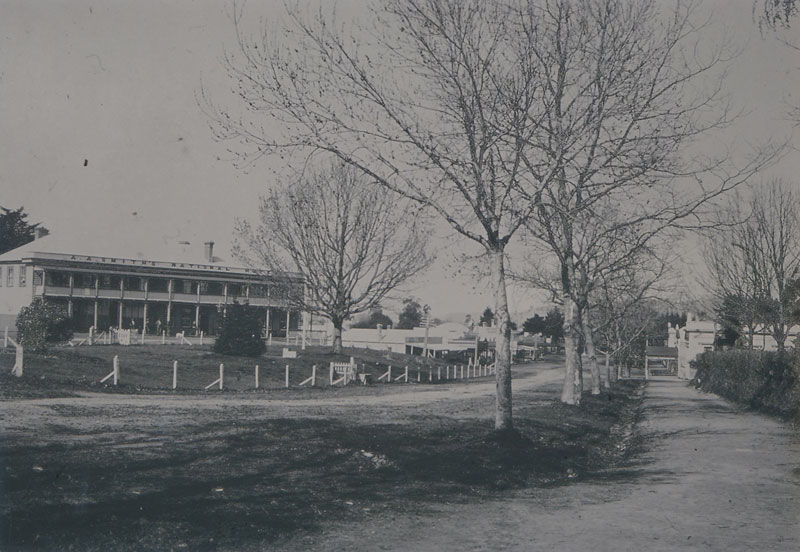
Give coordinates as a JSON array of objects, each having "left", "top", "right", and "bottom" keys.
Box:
[{"left": 0, "top": 232, "right": 281, "bottom": 279}]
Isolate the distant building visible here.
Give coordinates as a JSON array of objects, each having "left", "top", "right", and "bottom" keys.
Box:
[
  {"left": 670, "top": 313, "right": 799, "bottom": 379},
  {"left": 0, "top": 232, "right": 303, "bottom": 336},
  {"left": 341, "top": 322, "right": 519, "bottom": 360}
]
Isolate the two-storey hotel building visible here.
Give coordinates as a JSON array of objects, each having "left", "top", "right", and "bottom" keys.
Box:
[{"left": 0, "top": 232, "right": 302, "bottom": 336}]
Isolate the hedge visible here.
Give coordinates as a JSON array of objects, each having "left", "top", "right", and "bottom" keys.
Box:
[{"left": 692, "top": 349, "right": 799, "bottom": 420}]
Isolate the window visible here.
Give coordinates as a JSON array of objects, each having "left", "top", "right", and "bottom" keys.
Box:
[
  {"left": 124, "top": 276, "right": 143, "bottom": 291},
  {"left": 19, "top": 266, "right": 26, "bottom": 287},
  {"left": 148, "top": 278, "right": 169, "bottom": 293},
  {"left": 7, "top": 267, "right": 14, "bottom": 287},
  {"left": 200, "top": 281, "right": 224, "bottom": 295},
  {"left": 99, "top": 275, "right": 121, "bottom": 290},
  {"left": 45, "top": 271, "right": 70, "bottom": 287},
  {"left": 74, "top": 273, "right": 96, "bottom": 289}
]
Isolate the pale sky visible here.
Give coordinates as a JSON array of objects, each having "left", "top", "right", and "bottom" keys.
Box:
[{"left": 1, "top": 0, "right": 799, "bottom": 321}]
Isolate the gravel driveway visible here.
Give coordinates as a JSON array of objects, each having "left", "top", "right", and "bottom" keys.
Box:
[{"left": 288, "top": 376, "right": 800, "bottom": 551}]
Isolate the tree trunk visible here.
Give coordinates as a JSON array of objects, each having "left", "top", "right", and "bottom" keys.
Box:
[
  {"left": 489, "top": 246, "right": 513, "bottom": 431},
  {"left": 602, "top": 351, "right": 612, "bottom": 388},
  {"left": 582, "top": 317, "right": 601, "bottom": 395},
  {"left": 561, "top": 297, "right": 581, "bottom": 405},
  {"left": 331, "top": 319, "right": 343, "bottom": 354}
]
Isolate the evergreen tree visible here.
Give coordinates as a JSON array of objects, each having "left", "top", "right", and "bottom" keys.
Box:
[
  {"left": 0, "top": 206, "right": 48, "bottom": 255},
  {"left": 396, "top": 298, "right": 422, "bottom": 329},
  {"left": 213, "top": 302, "right": 266, "bottom": 357},
  {"left": 16, "top": 298, "right": 72, "bottom": 351}
]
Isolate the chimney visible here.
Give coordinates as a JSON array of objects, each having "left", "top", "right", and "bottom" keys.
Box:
[{"left": 204, "top": 241, "right": 215, "bottom": 263}]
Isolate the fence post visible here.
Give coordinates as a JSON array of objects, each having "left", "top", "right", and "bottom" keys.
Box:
[
  {"left": 113, "top": 355, "right": 119, "bottom": 385},
  {"left": 4, "top": 326, "right": 8, "bottom": 348},
  {"left": 330, "top": 363, "right": 334, "bottom": 385},
  {"left": 417, "top": 370, "right": 421, "bottom": 382},
  {"left": 311, "top": 364, "right": 317, "bottom": 386},
  {"left": 141, "top": 327, "right": 146, "bottom": 345},
  {"left": 285, "top": 364, "right": 290, "bottom": 388},
  {"left": 200, "top": 331, "right": 204, "bottom": 346},
  {"left": 437, "top": 366, "right": 441, "bottom": 380},
  {"left": 404, "top": 366, "right": 408, "bottom": 382},
  {"left": 89, "top": 326, "right": 94, "bottom": 346},
  {"left": 219, "top": 363, "right": 224, "bottom": 390},
  {"left": 12, "top": 343, "right": 23, "bottom": 377},
  {"left": 255, "top": 365, "right": 259, "bottom": 389},
  {"left": 162, "top": 331, "right": 166, "bottom": 345},
  {"left": 172, "top": 360, "right": 178, "bottom": 389}
]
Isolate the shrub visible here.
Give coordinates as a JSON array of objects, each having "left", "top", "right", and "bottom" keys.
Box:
[
  {"left": 16, "top": 298, "right": 74, "bottom": 351},
  {"left": 212, "top": 302, "right": 267, "bottom": 357},
  {"left": 692, "top": 349, "right": 798, "bottom": 419}
]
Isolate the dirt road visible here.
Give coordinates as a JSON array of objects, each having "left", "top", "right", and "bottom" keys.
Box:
[{"left": 286, "top": 376, "right": 800, "bottom": 552}]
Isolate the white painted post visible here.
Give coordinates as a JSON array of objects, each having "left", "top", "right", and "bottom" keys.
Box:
[
  {"left": 141, "top": 327, "right": 146, "bottom": 345},
  {"left": 446, "top": 365, "right": 450, "bottom": 379},
  {"left": 255, "top": 365, "right": 259, "bottom": 389},
  {"left": 460, "top": 365, "right": 464, "bottom": 379},
  {"left": 162, "top": 331, "right": 166, "bottom": 345},
  {"left": 311, "top": 364, "right": 316, "bottom": 386},
  {"left": 172, "top": 360, "right": 178, "bottom": 389},
  {"left": 285, "top": 364, "right": 290, "bottom": 388},
  {"left": 219, "top": 363, "right": 224, "bottom": 390},
  {"left": 428, "top": 369, "right": 432, "bottom": 382},
  {"left": 268, "top": 333, "right": 272, "bottom": 347},
  {"left": 645, "top": 356, "right": 650, "bottom": 380},
  {"left": 4, "top": 326, "right": 8, "bottom": 348},
  {"left": 302, "top": 311, "right": 308, "bottom": 351},
  {"left": 388, "top": 365, "right": 392, "bottom": 382},
  {"left": 437, "top": 367, "right": 441, "bottom": 380},
  {"left": 330, "top": 363, "right": 334, "bottom": 385},
  {"left": 12, "top": 344, "right": 23, "bottom": 377},
  {"left": 417, "top": 370, "right": 421, "bottom": 382},
  {"left": 89, "top": 326, "right": 94, "bottom": 346},
  {"left": 200, "top": 331, "right": 204, "bottom": 346},
  {"left": 113, "top": 355, "right": 119, "bottom": 385}
]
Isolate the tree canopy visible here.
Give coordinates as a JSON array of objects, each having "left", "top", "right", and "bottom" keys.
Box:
[{"left": 0, "top": 206, "right": 47, "bottom": 255}]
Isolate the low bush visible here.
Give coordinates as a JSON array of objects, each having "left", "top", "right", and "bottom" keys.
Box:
[
  {"left": 16, "top": 298, "right": 73, "bottom": 352},
  {"left": 692, "top": 349, "right": 798, "bottom": 420},
  {"left": 212, "top": 302, "right": 266, "bottom": 357}
]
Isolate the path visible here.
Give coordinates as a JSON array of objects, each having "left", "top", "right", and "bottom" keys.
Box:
[{"left": 288, "top": 376, "right": 800, "bottom": 551}]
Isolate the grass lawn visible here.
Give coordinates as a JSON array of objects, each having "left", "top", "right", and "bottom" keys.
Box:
[
  {"left": 0, "top": 343, "right": 472, "bottom": 397},
  {"left": 0, "top": 351, "right": 644, "bottom": 551}
]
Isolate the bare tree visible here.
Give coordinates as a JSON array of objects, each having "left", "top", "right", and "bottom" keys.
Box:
[
  {"left": 205, "top": 0, "right": 778, "bottom": 424},
  {"left": 204, "top": 0, "right": 561, "bottom": 432},
  {"left": 516, "top": 203, "right": 672, "bottom": 399},
  {"left": 706, "top": 179, "right": 800, "bottom": 350},
  {"left": 235, "top": 162, "right": 431, "bottom": 353},
  {"left": 510, "top": 0, "right": 779, "bottom": 404}
]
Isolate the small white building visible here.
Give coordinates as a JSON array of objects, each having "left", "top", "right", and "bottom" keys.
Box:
[
  {"left": 341, "top": 322, "right": 519, "bottom": 359},
  {"left": 670, "top": 313, "right": 799, "bottom": 380}
]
